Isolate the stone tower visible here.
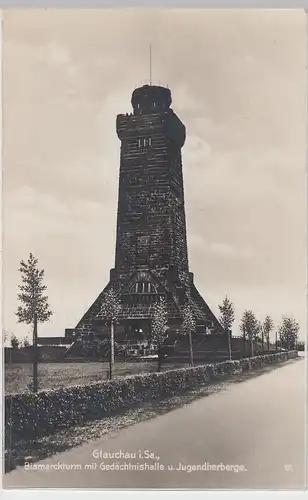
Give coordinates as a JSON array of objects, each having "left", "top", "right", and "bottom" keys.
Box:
[{"left": 66, "top": 84, "right": 224, "bottom": 342}]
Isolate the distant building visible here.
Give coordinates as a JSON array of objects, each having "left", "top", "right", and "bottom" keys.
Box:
[{"left": 297, "top": 341, "right": 305, "bottom": 351}]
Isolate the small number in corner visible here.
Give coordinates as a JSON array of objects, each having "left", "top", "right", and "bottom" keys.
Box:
[{"left": 284, "top": 464, "right": 293, "bottom": 472}]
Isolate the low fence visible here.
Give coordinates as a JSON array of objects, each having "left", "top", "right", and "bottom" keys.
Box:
[
  {"left": 4, "top": 346, "right": 68, "bottom": 363},
  {"left": 5, "top": 350, "right": 298, "bottom": 446}
]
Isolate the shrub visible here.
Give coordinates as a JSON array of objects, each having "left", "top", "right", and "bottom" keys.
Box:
[{"left": 5, "top": 350, "right": 297, "bottom": 445}]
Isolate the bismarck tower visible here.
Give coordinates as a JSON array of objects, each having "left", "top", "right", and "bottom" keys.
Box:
[{"left": 66, "top": 84, "right": 224, "bottom": 344}]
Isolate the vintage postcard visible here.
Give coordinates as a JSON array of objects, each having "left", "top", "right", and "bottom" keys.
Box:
[{"left": 2, "top": 8, "right": 307, "bottom": 490}]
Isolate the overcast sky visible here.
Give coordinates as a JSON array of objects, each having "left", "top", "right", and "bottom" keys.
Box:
[{"left": 2, "top": 9, "right": 307, "bottom": 341}]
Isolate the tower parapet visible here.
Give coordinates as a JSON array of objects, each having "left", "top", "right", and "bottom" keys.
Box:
[
  {"left": 117, "top": 85, "right": 185, "bottom": 149},
  {"left": 131, "top": 84, "right": 171, "bottom": 115}
]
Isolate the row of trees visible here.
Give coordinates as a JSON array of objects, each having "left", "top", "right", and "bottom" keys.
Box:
[
  {"left": 4, "top": 330, "right": 30, "bottom": 349},
  {"left": 12, "top": 253, "right": 301, "bottom": 392},
  {"left": 151, "top": 295, "right": 300, "bottom": 368},
  {"left": 218, "top": 296, "right": 300, "bottom": 357}
]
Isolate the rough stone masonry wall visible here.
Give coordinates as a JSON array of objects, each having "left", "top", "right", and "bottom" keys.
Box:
[{"left": 116, "top": 111, "right": 189, "bottom": 280}]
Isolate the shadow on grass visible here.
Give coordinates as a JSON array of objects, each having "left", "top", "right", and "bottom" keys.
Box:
[{"left": 5, "top": 357, "right": 302, "bottom": 474}]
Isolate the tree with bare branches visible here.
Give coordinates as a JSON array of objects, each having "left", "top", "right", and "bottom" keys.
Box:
[
  {"left": 15, "top": 253, "right": 52, "bottom": 392},
  {"left": 99, "top": 286, "right": 122, "bottom": 380},
  {"left": 240, "top": 310, "right": 258, "bottom": 357},
  {"left": 182, "top": 301, "right": 196, "bottom": 366},
  {"left": 263, "top": 316, "right": 274, "bottom": 352},
  {"left": 278, "top": 316, "right": 299, "bottom": 351},
  {"left": 218, "top": 295, "right": 235, "bottom": 360},
  {"left": 150, "top": 296, "right": 169, "bottom": 372},
  {"left": 10, "top": 334, "right": 20, "bottom": 349}
]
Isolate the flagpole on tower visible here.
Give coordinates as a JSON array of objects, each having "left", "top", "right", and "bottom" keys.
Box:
[{"left": 149, "top": 43, "right": 152, "bottom": 85}]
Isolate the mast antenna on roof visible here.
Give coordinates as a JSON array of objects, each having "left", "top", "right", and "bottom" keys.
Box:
[{"left": 149, "top": 43, "right": 152, "bottom": 85}]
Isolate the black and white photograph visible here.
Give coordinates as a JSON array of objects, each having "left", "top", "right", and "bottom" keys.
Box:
[{"left": 2, "top": 8, "right": 307, "bottom": 490}]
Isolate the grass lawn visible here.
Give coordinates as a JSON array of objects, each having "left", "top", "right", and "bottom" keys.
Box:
[{"left": 4, "top": 360, "right": 190, "bottom": 395}]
